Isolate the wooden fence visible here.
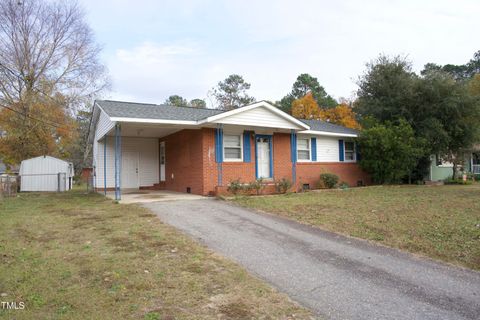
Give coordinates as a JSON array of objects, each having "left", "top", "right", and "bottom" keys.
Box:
[{"left": 0, "top": 175, "right": 19, "bottom": 199}]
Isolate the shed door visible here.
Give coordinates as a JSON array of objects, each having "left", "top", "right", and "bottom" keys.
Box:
[{"left": 121, "top": 151, "right": 139, "bottom": 188}]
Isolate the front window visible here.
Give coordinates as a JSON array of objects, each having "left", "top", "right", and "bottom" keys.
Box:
[
  {"left": 344, "top": 141, "right": 355, "bottom": 161},
  {"left": 224, "top": 134, "right": 243, "bottom": 161},
  {"left": 297, "top": 138, "right": 311, "bottom": 161}
]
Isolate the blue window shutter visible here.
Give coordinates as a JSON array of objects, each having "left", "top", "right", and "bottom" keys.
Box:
[
  {"left": 243, "top": 131, "right": 251, "bottom": 162},
  {"left": 215, "top": 128, "right": 223, "bottom": 163},
  {"left": 311, "top": 138, "right": 317, "bottom": 161},
  {"left": 290, "top": 132, "right": 297, "bottom": 163},
  {"left": 355, "top": 142, "right": 361, "bottom": 162},
  {"left": 339, "top": 139, "right": 344, "bottom": 162}
]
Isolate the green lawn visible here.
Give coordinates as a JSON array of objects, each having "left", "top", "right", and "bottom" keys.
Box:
[
  {"left": 233, "top": 184, "right": 480, "bottom": 270},
  {"left": 0, "top": 190, "right": 312, "bottom": 320}
]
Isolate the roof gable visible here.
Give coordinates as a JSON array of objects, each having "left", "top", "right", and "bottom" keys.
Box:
[{"left": 200, "top": 101, "right": 310, "bottom": 130}]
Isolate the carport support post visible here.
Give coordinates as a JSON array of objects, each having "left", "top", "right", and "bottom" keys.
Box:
[
  {"left": 114, "top": 124, "right": 121, "bottom": 200},
  {"left": 103, "top": 136, "right": 107, "bottom": 195},
  {"left": 290, "top": 130, "right": 297, "bottom": 184}
]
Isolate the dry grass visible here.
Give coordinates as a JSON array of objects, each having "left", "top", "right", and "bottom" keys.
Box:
[
  {"left": 0, "top": 189, "right": 313, "bottom": 319},
  {"left": 233, "top": 184, "right": 480, "bottom": 270}
]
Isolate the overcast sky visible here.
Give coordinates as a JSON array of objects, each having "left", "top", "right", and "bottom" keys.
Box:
[{"left": 81, "top": 0, "right": 479, "bottom": 106}]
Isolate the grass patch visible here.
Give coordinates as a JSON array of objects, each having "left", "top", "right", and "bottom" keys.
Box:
[
  {"left": 233, "top": 184, "right": 480, "bottom": 270},
  {"left": 0, "top": 189, "right": 313, "bottom": 319}
]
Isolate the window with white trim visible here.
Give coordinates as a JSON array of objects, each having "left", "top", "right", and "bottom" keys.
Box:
[
  {"left": 223, "top": 134, "right": 243, "bottom": 161},
  {"left": 297, "top": 138, "right": 311, "bottom": 161},
  {"left": 344, "top": 141, "right": 355, "bottom": 161}
]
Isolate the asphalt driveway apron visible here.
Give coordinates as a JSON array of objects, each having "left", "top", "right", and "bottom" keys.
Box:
[{"left": 143, "top": 199, "right": 480, "bottom": 320}]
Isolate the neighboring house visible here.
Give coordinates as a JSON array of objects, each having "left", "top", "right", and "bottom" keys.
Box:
[
  {"left": 427, "top": 154, "right": 455, "bottom": 181},
  {"left": 88, "top": 100, "right": 370, "bottom": 199},
  {"left": 19, "top": 156, "right": 74, "bottom": 192},
  {"left": 466, "top": 145, "right": 480, "bottom": 176},
  {"left": 427, "top": 147, "right": 480, "bottom": 181},
  {"left": 0, "top": 160, "right": 19, "bottom": 175}
]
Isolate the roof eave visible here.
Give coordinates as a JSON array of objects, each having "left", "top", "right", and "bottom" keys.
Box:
[
  {"left": 109, "top": 117, "right": 198, "bottom": 125},
  {"left": 299, "top": 130, "right": 358, "bottom": 138}
]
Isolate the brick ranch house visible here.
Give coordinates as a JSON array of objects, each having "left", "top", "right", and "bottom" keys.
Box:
[{"left": 88, "top": 100, "right": 370, "bottom": 199}]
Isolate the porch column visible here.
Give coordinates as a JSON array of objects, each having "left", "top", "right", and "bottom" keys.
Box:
[
  {"left": 114, "top": 123, "right": 122, "bottom": 200},
  {"left": 290, "top": 130, "right": 297, "bottom": 183},
  {"left": 103, "top": 136, "right": 107, "bottom": 195}
]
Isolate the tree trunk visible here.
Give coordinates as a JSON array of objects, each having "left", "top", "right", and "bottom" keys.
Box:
[{"left": 452, "top": 163, "right": 457, "bottom": 180}]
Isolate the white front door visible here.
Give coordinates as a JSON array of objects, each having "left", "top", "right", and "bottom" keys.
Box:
[
  {"left": 160, "top": 141, "right": 166, "bottom": 181},
  {"left": 121, "top": 151, "right": 139, "bottom": 188},
  {"left": 256, "top": 137, "right": 271, "bottom": 178}
]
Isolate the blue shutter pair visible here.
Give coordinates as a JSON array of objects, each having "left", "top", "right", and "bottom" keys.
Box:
[
  {"left": 338, "top": 140, "right": 360, "bottom": 162},
  {"left": 216, "top": 129, "right": 252, "bottom": 163},
  {"left": 291, "top": 134, "right": 317, "bottom": 161}
]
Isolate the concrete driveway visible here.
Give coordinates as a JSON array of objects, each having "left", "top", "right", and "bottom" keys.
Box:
[
  {"left": 144, "top": 199, "right": 480, "bottom": 320},
  {"left": 104, "top": 189, "right": 206, "bottom": 204}
]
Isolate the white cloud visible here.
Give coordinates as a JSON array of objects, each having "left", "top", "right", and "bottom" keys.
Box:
[{"left": 92, "top": 0, "right": 480, "bottom": 106}]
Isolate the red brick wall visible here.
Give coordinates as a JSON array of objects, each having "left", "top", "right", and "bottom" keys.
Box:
[
  {"left": 201, "top": 128, "right": 256, "bottom": 196},
  {"left": 161, "top": 129, "right": 205, "bottom": 195},
  {"left": 160, "top": 128, "right": 370, "bottom": 196},
  {"left": 202, "top": 128, "right": 218, "bottom": 195},
  {"left": 273, "top": 133, "right": 294, "bottom": 181},
  {"left": 296, "top": 162, "right": 370, "bottom": 190}
]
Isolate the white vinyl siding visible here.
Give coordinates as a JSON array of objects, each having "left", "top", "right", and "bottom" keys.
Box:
[
  {"left": 215, "top": 106, "right": 299, "bottom": 129},
  {"left": 95, "top": 137, "right": 159, "bottom": 188},
  {"left": 301, "top": 135, "right": 357, "bottom": 163},
  {"left": 297, "top": 138, "right": 311, "bottom": 161},
  {"left": 95, "top": 109, "right": 115, "bottom": 141},
  {"left": 92, "top": 108, "right": 115, "bottom": 185},
  {"left": 223, "top": 134, "right": 243, "bottom": 161},
  {"left": 315, "top": 136, "right": 340, "bottom": 162}
]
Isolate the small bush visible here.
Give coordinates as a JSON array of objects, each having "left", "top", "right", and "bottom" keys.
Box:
[
  {"left": 339, "top": 181, "right": 350, "bottom": 190},
  {"left": 227, "top": 179, "right": 244, "bottom": 195},
  {"left": 464, "top": 172, "right": 476, "bottom": 181},
  {"left": 443, "top": 178, "right": 473, "bottom": 185},
  {"left": 319, "top": 173, "right": 339, "bottom": 189},
  {"left": 275, "top": 178, "right": 292, "bottom": 194},
  {"left": 248, "top": 178, "right": 265, "bottom": 195}
]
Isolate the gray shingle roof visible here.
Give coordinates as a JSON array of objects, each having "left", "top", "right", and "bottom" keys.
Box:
[
  {"left": 96, "top": 100, "right": 224, "bottom": 121},
  {"left": 300, "top": 119, "right": 359, "bottom": 135},
  {"left": 96, "top": 100, "right": 357, "bottom": 135}
]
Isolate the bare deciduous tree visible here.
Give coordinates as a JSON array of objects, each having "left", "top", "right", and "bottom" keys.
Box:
[
  {"left": 0, "top": 0, "right": 109, "bottom": 111},
  {"left": 0, "top": 0, "right": 109, "bottom": 166}
]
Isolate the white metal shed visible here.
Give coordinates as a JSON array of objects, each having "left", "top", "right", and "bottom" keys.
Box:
[{"left": 19, "top": 156, "right": 74, "bottom": 192}]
